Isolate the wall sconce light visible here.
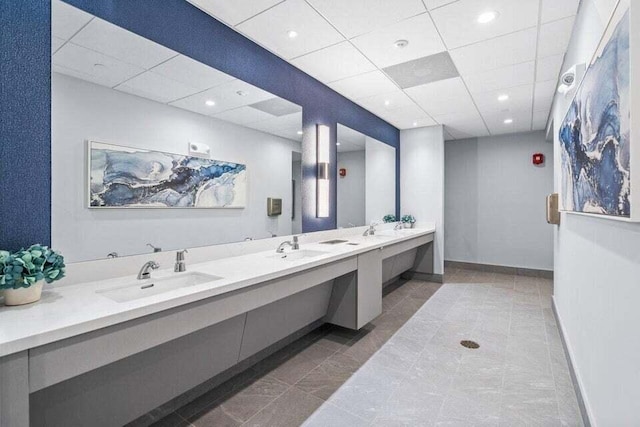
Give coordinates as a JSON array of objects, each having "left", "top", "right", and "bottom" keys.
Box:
[{"left": 316, "top": 124, "right": 330, "bottom": 218}]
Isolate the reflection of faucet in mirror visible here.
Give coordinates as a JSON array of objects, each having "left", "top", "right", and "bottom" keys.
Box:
[
  {"left": 362, "top": 222, "right": 378, "bottom": 236},
  {"left": 347, "top": 223, "right": 356, "bottom": 228},
  {"left": 107, "top": 252, "right": 119, "bottom": 258},
  {"left": 276, "top": 236, "right": 300, "bottom": 253},
  {"left": 137, "top": 261, "right": 160, "bottom": 280},
  {"left": 394, "top": 221, "right": 403, "bottom": 231},
  {"left": 147, "top": 243, "right": 162, "bottom": 253},
  {"left": 244, "top": 237, "right": 253, "bottom": 241}
]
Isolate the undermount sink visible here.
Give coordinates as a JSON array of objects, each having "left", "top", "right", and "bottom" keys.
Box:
[
  {"left": 97, "top": 272, "right": 222, "bottom": 303},
  {"left": 268, "top": 249, "right": 329, "bottom": 261}
]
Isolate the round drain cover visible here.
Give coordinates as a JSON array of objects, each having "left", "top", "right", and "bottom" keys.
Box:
[{"left": 460, "top": 340, "right": 480, "bottom": 349}]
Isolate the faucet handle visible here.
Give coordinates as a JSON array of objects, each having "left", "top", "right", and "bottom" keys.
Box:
[{"left": 150, "top": 261, "right": 160, "bottom": 269}]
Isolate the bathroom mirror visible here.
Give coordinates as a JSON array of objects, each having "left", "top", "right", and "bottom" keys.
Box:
[
  {"left": 51, "top": 1, "right": 302, "bottom": 262},
  {"left": 337, "top": 124, "right": 396, "bottom": 228}
]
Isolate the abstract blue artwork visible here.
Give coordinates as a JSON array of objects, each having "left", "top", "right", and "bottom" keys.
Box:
[
  {"left": 89, "top": 142, "right": 247, "bottom": 208},
  {"left": 559, "top": 7, "right": 630, "bottom": 217}
]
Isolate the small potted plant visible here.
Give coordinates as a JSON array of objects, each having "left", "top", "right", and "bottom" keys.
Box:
[
  {"left": 401, "top": 215, "right": 416, "bottom": 229},
  {"left": 0, "top": 245, "right": 66, "bottom": 306},
  {"left": 383, "top": 214, "right": 397, "bottom": 223}
]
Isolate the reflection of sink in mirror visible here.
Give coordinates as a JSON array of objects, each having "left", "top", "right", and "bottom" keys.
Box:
[
  {"left": 268, "top": 250, "right": 329, "bottom": 261},
  {"left": 97, "top": 272, "right": 222, "bottom": 303},
  {"left": 319, "top": 239, "right": 349, "bottom": 245}
]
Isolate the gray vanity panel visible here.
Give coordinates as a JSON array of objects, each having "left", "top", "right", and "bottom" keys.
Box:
[
  {"left": 392, "top": 249, "right": 418, "bottom": 278},
  {"left": 239, "top": 281, "right": 333, "bottom": 360},
  {"left": 380, "top": 234, "right": 433, "bottom": 259},
  {"left": 30, "top": 315, "right": 245, "bottom": 427},
  {"left": 0, "top": 351, "right": 29, "bottom": 427},
  {"left": 382, "top": 256, "right": 395, "bottom": 284},
  {"left": 29, "top": 257, "right": 357, "bottom": 391},
  {"left": 356, "top": 249, "right": 383, "bottom": 329}
]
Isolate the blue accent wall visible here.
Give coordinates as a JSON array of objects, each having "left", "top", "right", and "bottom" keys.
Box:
[
  {"left": 0, "top": 0, "right": 400, "bottom": 250},
  {"left": 0, "top": 1, "right": 51, "bottom": 251}
]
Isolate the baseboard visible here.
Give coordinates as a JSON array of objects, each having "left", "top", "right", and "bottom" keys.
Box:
[
  {"left": 445, "top": 260, "right": 553, "bottom": 279},
  {"left": 401, "top": 271, "right": 444, "bottom": 283},
  {"left": 552, "top": 297, "right": 593, "bottom": 427}
]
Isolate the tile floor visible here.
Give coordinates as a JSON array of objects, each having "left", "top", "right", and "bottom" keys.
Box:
[{"left": 151, "top": 268, "right": 583, "bottom": 427}]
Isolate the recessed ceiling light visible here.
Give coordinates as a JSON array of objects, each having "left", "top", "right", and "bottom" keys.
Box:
[
  {"left": 393, "top": 39, "right": 409, "bottom": 49},
  {"left": 297, "top": 131, "right": 303, "bottom": 135},
  {"left": 384, "top": 100, "right": 391, "bottom": 106},
  {"left": 477, "top": 11, "right": 498, "bottom": 24},
  {"left": 504, "top": 118, "right": 513, "bottom": 124},
  {"left": 336, "top": 142, "right": 341, "bottom": 146},
  {"left": 287, "top": 30, "right": 298, "bottom": 38},
  {"left": 205, "top": 100, "right": 215, "bottom": 106},
  {"left": 498, "top": 94, "right": 509, "bottom": 102},
  {"left": 413, "top": 121, "right": 418, "bottom": 127}
]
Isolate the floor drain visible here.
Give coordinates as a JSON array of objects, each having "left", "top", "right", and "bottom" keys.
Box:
[{"left": 460, "top": 340, "right": 480, "bottom": 349}]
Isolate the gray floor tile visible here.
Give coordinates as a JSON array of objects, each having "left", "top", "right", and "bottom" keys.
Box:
[
  {"left": 302, "top": 402, "right": 369, "bottom": 427},
  {"left": 295, "top": 352, "right": 361, "bottom": 401},
  {"left": 243, "top": 387, "right": 324, "bottom": 427}
]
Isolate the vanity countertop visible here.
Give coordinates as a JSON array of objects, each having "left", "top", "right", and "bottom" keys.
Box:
[{"left": 0, "top": 227, "right": 435, "bottom": 357}]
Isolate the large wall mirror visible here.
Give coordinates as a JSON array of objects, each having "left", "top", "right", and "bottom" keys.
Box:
[
  {"left": 51, "top": 1, "right": 303, "bottom": 262},
  {"left": 337, "top": 124, "right": 396, "bottom": 228}
]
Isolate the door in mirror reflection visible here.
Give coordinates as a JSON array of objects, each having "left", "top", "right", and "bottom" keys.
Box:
[{"left": 337, "top": 124, "right": 396, "bottom": 228}]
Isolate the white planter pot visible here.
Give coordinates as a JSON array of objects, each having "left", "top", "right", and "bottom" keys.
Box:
[{"left": 3, "top": 281, "right": 43, "bottom": 306}]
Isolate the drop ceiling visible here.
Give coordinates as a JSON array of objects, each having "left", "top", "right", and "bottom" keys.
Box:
[
  {"left": 51, "top": 0, "right": 303, "bottom": 143},
  {"left": 187, "top": 0, "right": 580, "bottom": 139}
]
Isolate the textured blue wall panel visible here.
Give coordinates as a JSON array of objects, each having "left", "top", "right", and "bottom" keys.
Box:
[{"left": 0, "top": 1, "right": 51, "bottom": 251}]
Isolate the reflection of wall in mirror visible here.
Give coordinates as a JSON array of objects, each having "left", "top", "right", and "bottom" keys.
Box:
[
  {"left": 52, "top": 73, "right": 301, "bottom": 262},
  {"left": 337, "top": 151, "right": 365, "bottom": 228},
  {"left": 365, "top": 137, "right": 396, "bottom": 224}
]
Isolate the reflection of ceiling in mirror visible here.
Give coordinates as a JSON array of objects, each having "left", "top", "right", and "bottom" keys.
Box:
[
  {"left": 337, "top": 124, "right": 366, "bottom": 153},
  {"left": 51, "top": 0, "right": 303, "bottom": 143}
]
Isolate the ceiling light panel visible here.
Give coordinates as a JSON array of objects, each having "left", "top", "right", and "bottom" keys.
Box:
[
  {"left": 383, "top": 52, "right": 459, "bottom": 89},
  {"left": 70, "top": 18, "right": 177, "bottom": 69},
  {"left": 540, "top": 0, "right": 580, "bottom": 23},
  {"left": 328, "top": 70, "right": 399, "bottom": 100},
  {"left": 186, "top": 0, "right": 284, "bottom": 26},
  {"left": 464, "top": 61, "right": 535, "bottom": 94},
  {"left": 449, "top": 28, "right": 537, "bottom": 76},
  {"left": 429, "top": 0, "right": 539, "bottom": 49},
  {"left": 351, "top": 13, "right": 446, "bottom": 68},
  {"left": 306, "top": 0, "right": 426, "bottom": 39},
  {"left": 291, "top": 41, "right": 376, "bottom": 83},
  {"left": 236, "top": 0, "right": 344, "bottom": 59},
  {"left": 537, "top": 16, "right": 576, "bottom": 58}
]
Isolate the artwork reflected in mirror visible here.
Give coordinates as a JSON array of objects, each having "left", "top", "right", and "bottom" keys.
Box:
[
  {"left": 51, "top": 0, "right": 302, "bottom": 262},
  {"left": 337, "top": 124, "right": 396, "bottom": 228}
]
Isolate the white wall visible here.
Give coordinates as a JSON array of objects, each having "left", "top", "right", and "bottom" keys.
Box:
[
  {"left": 400, "top": 125, "right": 445, "bottom": 275},
  {"left": 552, "top": 0, "right": 640, "bottom": 425},
  {"left": 445, "top": 131, "right": 554, "bottom": 271},
  {"left": 365, "top": 137, "right": 396, "bottom": 224},
  {"left": 52, "top": 73, "right": 300, "bottom": 262},
  {"left": 337, "top": 150, "right": 365, "bottom": 228}
]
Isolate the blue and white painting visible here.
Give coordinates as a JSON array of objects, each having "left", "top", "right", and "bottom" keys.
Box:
[
  {"left": 559, "top": 8, "right": 630, "bottom": 217},
  {"left": 89, "top": 142, "right": 247, "bottom": 208}
]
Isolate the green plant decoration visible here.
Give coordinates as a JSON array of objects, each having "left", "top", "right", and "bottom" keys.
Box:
[
  {"left": 383, "top": 214, "right": 397, "bottom": 223},
  {"left": 401, "top": 215, "right": 416, "bottom": 224},
  {"left": 0, "top": 245, "right": 65, "bottom": 290}
]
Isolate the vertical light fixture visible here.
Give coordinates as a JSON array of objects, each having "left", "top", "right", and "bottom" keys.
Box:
[{"left": 316, "top": 124, "right": 330, "bottom": 218}]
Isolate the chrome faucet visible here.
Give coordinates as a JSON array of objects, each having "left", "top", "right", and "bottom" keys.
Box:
[
  {"left": 362, "top": 222, "right": 378, "bottom": 236},
  {"left": 174, "top": 250, "right": 188, "bottom": 273},
  {"left": 276, "top": 235, "right": 300, "bottom": 253},
  {"left": 394, "top": 221, "right": 403, "bottom": 231},
  {"left": 147, "top": 243, "right": 162, "bottom": 253},
  {"left": 137, "top": 261, "right": 160, "bottom": 280}
]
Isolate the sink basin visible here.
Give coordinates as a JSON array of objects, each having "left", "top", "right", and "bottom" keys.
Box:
[
  {"left": 268, "top": 249, "right": 329, "bottom": 261},
  {"left": 97, "top": 272, "right": 222, "bottom": 303}
]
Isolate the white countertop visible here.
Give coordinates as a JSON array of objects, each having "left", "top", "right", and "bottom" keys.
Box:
[{"left": 0, "top": 227, "right": 434, "bottom": 357}]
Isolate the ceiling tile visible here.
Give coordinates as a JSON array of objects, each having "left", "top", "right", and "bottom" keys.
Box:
[
  {"left": 356, "top": 89, "right": 415, "bottom": 117},
  {"left": 328, "top": 70, "right": 399, "bottom": 100},
  {"left": 405, "top": 77, "right": 476, "bottom": 117},
  {"left": 532, "top": 110, "right": 549, "bottom": 130},
  {"left": 52, "top": 0, "right": 93, "bottom": 40},
  {"left": 536, "top": 54, "right": 564, "bottom": 82},
  {"left": 351, "top": 13, "right": 446, "bottom": 68},
  {"left": 150, "top": 55, "right": 235, "bottom": 91},
  {"left": 537, "top": 16, "right": 575, "bottom": 58},
  {"left": 115, "top": 71, "right": 201, "bottom": 103},
  {"left": 430, "top": 0, "right": 539, "bottom": 49},
  {"left": 53, "top": 43, "right": 145, "bottom": 88},
  {"left": 249, "top": 97, "right": 302, "bottom": 116},
  {"left": 52, "top": 36, "right": 66, "bottom": 54},
  {"left": 444, "top": 128, "right": 457, "bottom": 140},
  {"left": 338, "top": 125, "right": 367, "bottom": 146},
  {"left": 541, "top": 0, "right": 580, "bottom": 23},
  {"left": 472, "top": 84, "right": 534, "bottom": 116},
  {"left": 213, "top": 106, "right": 278, "bottom": 126},
  {"left": 291, "top": 42, "right": 376, "bottom": 83},
  {"left": 169, "top": 80, "right": 273, "bottom": 116},
  {"left": 71, "top": 18, "right": 177, "bottom": 69},
  {"left": 464, "top": 61, "right": 535, "bottom": 94},
  {"left": 483, "top": 108, "right": 532, "bottom": 135},
  {"left": 186, "top": 0, "right": 283, "bottom": 26},
  {"left": 533, "top": 80, "right": 557, "bottom": 112},
  {"left": 377, "top": 103, "right": 437, "bottom": 129},
  {"left": 433, "top": 111, "right": 489, "bottom": 138},
  {"left": 306, "top": 0, "right": 426, "bottom": 39},
  {"left": 450, "top": 28, "right": 536, "bottom": 76},
  {"left": 236, "top": 0, "right": 344, "bottom": 59},
  {"left": 423, "top": 0, "right": 459, "bottom": 10},
  {"left": 383, "top": 52, "right": 459, "bottom": 89}
]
